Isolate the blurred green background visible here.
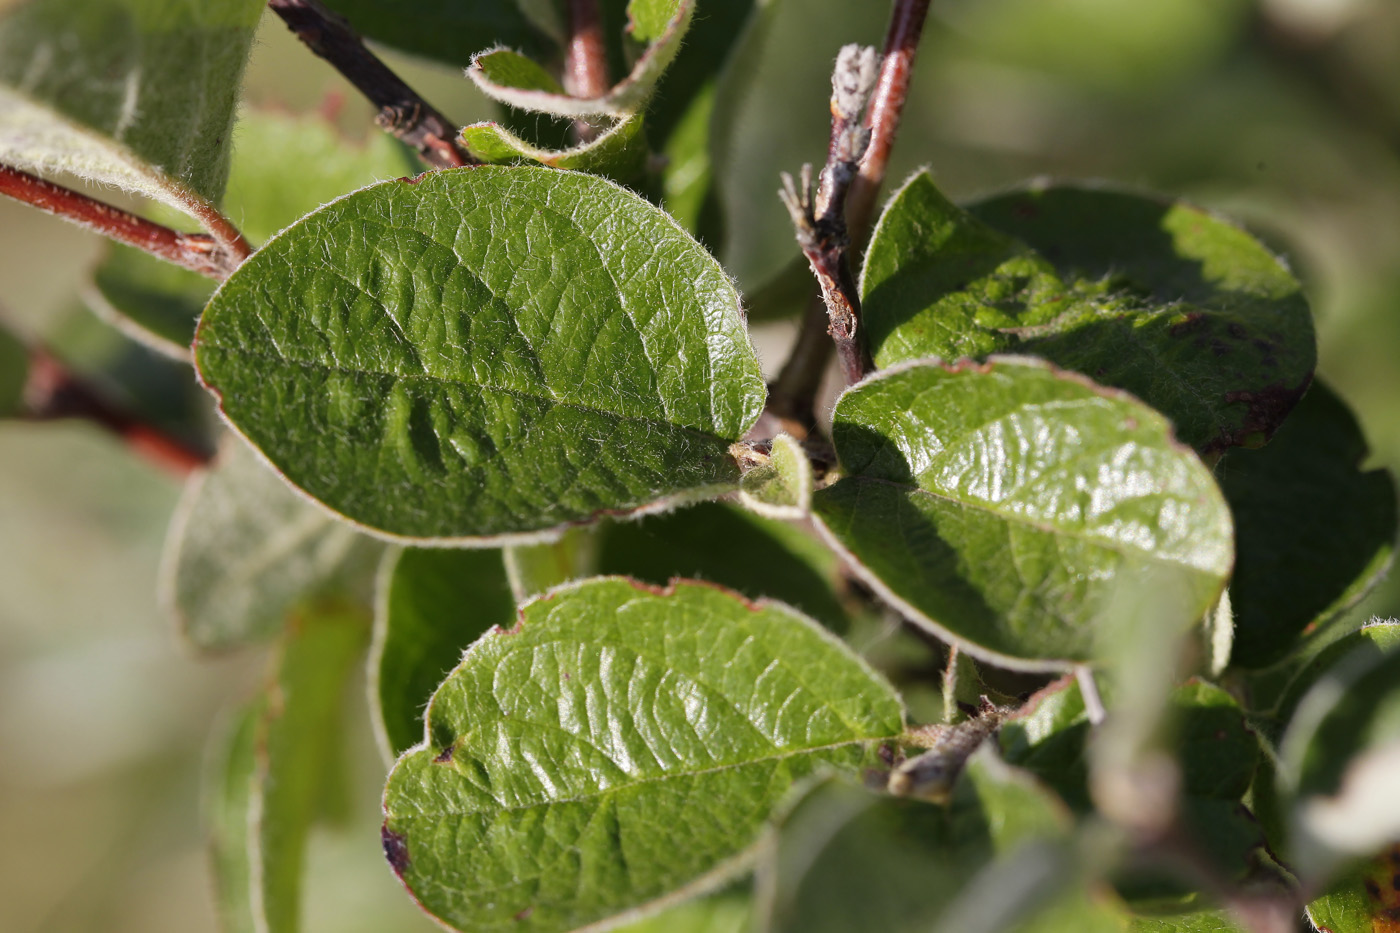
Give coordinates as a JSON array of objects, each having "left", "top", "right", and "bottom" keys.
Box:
[{"left": 2, "top": 0, "right": 1399, "bottom": 929}]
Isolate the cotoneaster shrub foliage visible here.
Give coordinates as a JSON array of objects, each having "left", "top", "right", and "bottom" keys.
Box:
[{"left": 1, "top": 1, "right": 1398, "bottom": 932}]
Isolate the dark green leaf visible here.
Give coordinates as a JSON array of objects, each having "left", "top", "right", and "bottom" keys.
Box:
[
  {"left": 370, "top": 547, "right": 515, "bottom": 758},
  {"left": 812, "top": 357, "right": 1232, "bottom": 669},
  {"left": 381, "top": 577, "right": 903, "bottom": 933},
  {"left": 0, "top": 324, "right": 28, "bottom": 416},
  {"left": 0, "top": 0, "right": 265, "bottom": 212},
  {"left": 320, "top": 0, "right": 556, "bottom": 68},
  {"left": 1219, "top": 382, "right": 1396, "bottom": 669},
  {"left": 90, "top": 110, "right": 419, "bottom": 355},
  {"left": 195, "top": 166, "right": 765, "bottom": 542},
  {"left": 862, "top": 174, "right": 1315, "bottom": 453},
  {"left": 162, "top": 439, "right": 382, "bottom": 652},
  {"left": 596, "top": 500, "right": 849, "bottom": 633}
]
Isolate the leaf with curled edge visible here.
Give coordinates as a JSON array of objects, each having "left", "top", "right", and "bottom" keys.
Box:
[
  {"left": 194, "top": 165, "right": 765, "bottom": 543},
  {"left": 468, "top": 1, "right": 693, "bottom": 118},
  {"left": 862, "top": 174, "right": 1315, "bottom": 454},
  {"left": 738, "top": 433, "right": 813, "bottom": 520},
  {"left": 812, "top": 357, "right": 1233, "bottom": 671},
  {"left": 0, "top": 0, "right": 265, "bottom": 218},
  {"left": 459, "top": 111, "right": 648, "bottom": 188},
  {"left": 381, "top": 576, "right": 903, "bottom": 933}
]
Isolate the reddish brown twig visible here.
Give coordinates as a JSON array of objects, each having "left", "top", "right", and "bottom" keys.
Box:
[
  {"left": 565, "top": 0, "right": 610, "bottom": 143},
  {"left": 268, "top": 0, "right": 472, "bottom": 171},
  {"left": 21, "top": 348, "right": 213, "bottom": 477},
  {"left": 0, "top": 164, "right": 245, "bottom": 279}
]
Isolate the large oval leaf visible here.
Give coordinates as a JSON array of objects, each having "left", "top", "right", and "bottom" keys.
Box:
[
  {"left": 861, "top": 174, "right": 1315, "bottom": 454},
  {"left": 381, "top": 576, "right": 903, "bottom": 933},
  {"left": 812, "top": 357, "right": 1233, "bottom": 670},
  {"left": 195, "top": 166, "right": 765, "bottom": 542}
]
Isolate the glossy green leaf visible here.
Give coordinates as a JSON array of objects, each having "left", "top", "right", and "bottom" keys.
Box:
[
  {"left": 195, "top": 166, "right": 765, "bottom": 542},
  {"left": 1218, "top": 382, "right": 1396, "bottom": 669},
  {"left": 0, "top": 0, "right": 265, "bottom": 214},
  {"left": 812, "top": 357, "right": 1233, "bottom": 669},
  {"left": 205, "top": 702, "right": 262, "bottom": 933},
  {"left": 0, "top": 324, "right": 28, "bottom": 417},
  {"left": 381, "top": 577, "right": 903, "bottom": 933},
  {"left": 1279, "top": 639, "right": 1400, "bottom": 880},
  {"left": 320, "top": 0, "right": 556, "bottom": 68},
  {"left": 759, "top": 756, "right": 1125, "bottom": 933},
  {"left": 89, "top": 110, "right": 419, "bottom": 356},
  {"left": 738, "top": 433, "right": 812, "bottom": 519},
  {"left": 161, "top": 439, "right": 382, "bottom": 652},
  {"left": 459, "top": 111, "right": 648, "bottom": 187},
  {"left": 467, "top": 1, "right": 693, "bottom": 118},
  {"left": 862, "top": 174, "right": 1315, "bottom": 453},
  {"left": 596, "top": 500, "right": 848, "bottom": 633},
  {"left": 1305, "top": 843, "right": 1400, "bottom": 933},
  {"left": 370, "top": 547, "right": 515, "bottom": 758}
]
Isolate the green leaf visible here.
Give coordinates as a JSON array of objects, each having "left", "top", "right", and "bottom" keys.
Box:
[
  {"left": 467, "top": 1, "right": 694, "bottom": 118},
  {"left": 596, "top": 500, "right": 849, "bottom": 634},
  {"left": 1305, "top": 844, "right": 1400, "bottom": 933},
  {"left": 759, "top": 756, "right": 1126, "bottom": 933},
  {"left": 381, "top": 577, "right": 903, "bottom": 933},
  {"left": 89, "top": 110, "right": 419, "bottom": 356},
  {"left": 862, "top": 174, "right": 1315, "bottom": 453},
  {"left": 999, "top": 676, "right": 1095, "bottom": 811},
  {"left": 459, "top": 111, "right": 649, "bottom": 187},
  {"left": 320, "top": 0, "right": 556, "bottom": 68},
  {"left": 205, "top": 702, "right": 262, "bottom": 933},
  {"left": 811, "top": 357, "right": 1233, "bottom": 669},
  {"left": 0, "top": 324, "right": 28, "bottom": 417},
  {"left": 612, "top": 884, "right": 751, "bottom": 933},
  {"left": 195, "top": 166, "right": 765, "bottom": 542},
  {"left": 1218, "top": 382, "right": 1396, "bottom": 669},
  {"left": 1271, "top": 622, "right": 1400, "bottom": 731},
  {"left": 742, "top": 257, "right": 812, "bottom": 322},
  {"left": 1279, "top": 638, "right": 1400, "bottom": 880},
  {"left": 738, "top": 433, "right": 812, "bottom": 519},
  {"left": 371, "top": 547, "right": 516, "bottom": 759},
  {"left": 504, "top": 526, "right": 602, "bottom": 602},
  {"left": 161, "top": 439, "right": 381, "bottom": 652},
  {"left": 0, "top": 0, "right": 265, "bottom": 214},
  {"left": 1129, "top": 909, "right": 1248, "bottom": 932}
]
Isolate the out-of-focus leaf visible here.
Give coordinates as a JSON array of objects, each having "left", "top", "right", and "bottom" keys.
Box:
[
  {"left": 89, "top": 110, "right": 418, "bottom": 356},
  {"left": 742, "top": 256, "right": 812, "bottom": 322},
  {"left": 467, "top": 1, "right": 694, "bottom": 118},
  {"left": 161, "top": 439, "right": 381, "bottom": 652},
  {"left": 1269, "top": 622, "right": 1400, "bottom": 733},
  {"left": 320, "top": 0, "right": 556, "bottom": 68},
  {"left": 596, "top": 500, "right": 848, "bottom": 633},
  {"left": 370, "top": 547, "right": 515, "bottom": 758},
  {"left": 1129, "top": 909, "right": 1248, "bottom": 931},
  {"left": 195, "top": 166, "right": 765, "bottom": 543},
  {"left": 205, "top": 702, "right": 261, "bottom": 933},
  {"left": 812, "top": 357, "right": 1233, "bottom": 670},
  {"left": 612, "top": 884, "right": 751, "bottom": 933},
  {"left": 1000, "top": 676, "right": 1094, "bottom": 811},
  {"left": 738, "top": 433, "right": 811, "bottom": 519},
  {"left": 0, "top": 324, "right": 28, "bottom": 416},
  {"left": 382, "top": 577, "right": 903, "bottom": 933},
  {"left": 503, "top": 526, "right": 602, "bottom": 602},
  {"left": 459, "top": 111, "right": 648, "bottom": 187},
  {"left": 862, "top": 174, "right": 1315, "bottom": 454},
  {"left": 1305, "top": 843, "right": 1400, "bottom": 933},
  {"left": 0, "top": 0, "right": 265, "bottom": 213},
  {"left": 1218, "top": 382, "right": 1396, "bottom": 669}
]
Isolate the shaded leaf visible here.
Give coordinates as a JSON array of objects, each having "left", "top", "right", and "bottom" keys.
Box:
[
  {"left": 742, "top": 256, "right": 813, "bottom": 322},
  {"left": 812, "top": 357, "right": 1233, "bottom": 669},
  {"left": 1271, "top": 622, "right": 1400, "bottom": 732},
  {"left": 459, "top": 111, "right": 648, "bottom": 187},
  {"left": 862, "top": 174, "right": 1315, "bottom": 453},
  {"left": 381, "top": 577, "right": 903, "bottom": 933},
  {"left": 0, "top": 324, "right": 28, "bottom": 417},
  {"left": 321, "top": 0, "right": 556, "bottom": 68},
  {"left": 0, "top": 0, "right": 265, "bottom": 213},
  {"left": 597, "top": 500, "right": 848, "bottom": 633},
  {"left": 467, "top": 1, "right": 693, "bottom": 118},
  {"left": 738, "top": 433, "right": 812, "bottom": 519},
  {"left": 370, "top": 547, "right": 515, "bottom": 758},
  {"left": 1218, "top": 382, "right": 1396, "bottom": 669},
  {"left": 89, "top": 110, "right": 418, "bottom": 356},
  {"left": 195, "top": 166, "right": 765, "bottom": 542},
  {"left": 161, "top": 439, "right": 382, "bottom": 652}
]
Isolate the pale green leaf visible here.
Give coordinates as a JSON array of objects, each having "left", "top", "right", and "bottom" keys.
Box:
[
  {"left": 161, "top": 439, "right": 382, "bottom": 652},
  {"left": 504, "top": 526, "right": 601, "bottom": 602},
  {"left": 371, "top": 547, "right": 515, "bottom": 759},
  {"left": 0, "top": 324, "right": 28, "bottom": 417},
  {"left": 738, "top": 433, "right": 812, "bottom": 519},
  {"left": 320, "top": 0, "right": 556, "bottom": 68},
  {"left": 459, "top": 111, "right": 648, "bottom": 187},
  {"left": 1218, "top": 382, "right": 1396, "bottom": 669},
  {"left": 467, "top": 1, "right": 693, "bottom": 118},
  {"left": 195, "top": 166, "right": 765, "bottom": 543},
  {"left": 1129, "top": 909, "right": 1248, "bottom": 932},
  {"left": 0, "top": 0, "right": 265, "bottom": 214},
  {"left": 205, "top": 702, "right": 262, "bottom": 933},
  {"left": 812, "top": 357, "right": 1233, "bottom": 669},
  {"left": 89, "top": 110, "right": 419, "bottom": 356},
  {"left": 381, "top": 577, "right": 903, "bottom": 933},
  {"left": 862, "top": 174, "right": 1315, "bottom": 453}
]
